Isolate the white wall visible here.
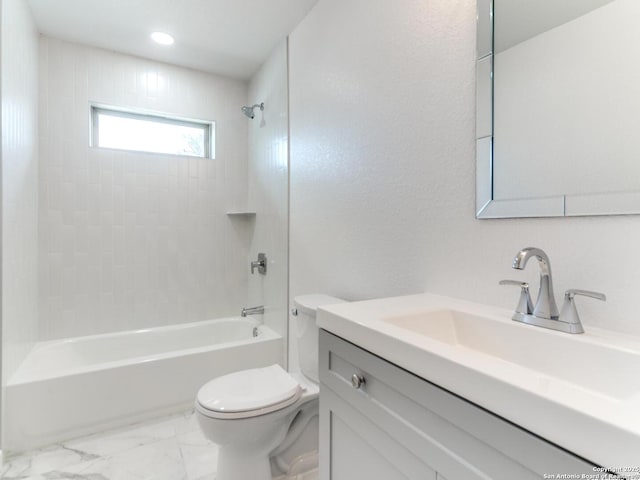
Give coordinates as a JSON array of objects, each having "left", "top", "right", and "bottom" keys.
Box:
[
  {"left": 38, "top": 37, "right": 250, "bottom": 339},
  {"left": 494, "top": 0, "right": 640, "bottom": 199},
  {"left": 246, "top": 40, "right": 289, "bottom": 350},
  {"left": 1, "top": 0, "right": 40, "bottom": 383},
  {"left": 288, "top": 0, "right": 640, "bottom": 372}
]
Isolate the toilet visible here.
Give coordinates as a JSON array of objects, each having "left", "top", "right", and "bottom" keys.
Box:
[{"left": 195, "top": 294, "right": 345, "bottom": 480}]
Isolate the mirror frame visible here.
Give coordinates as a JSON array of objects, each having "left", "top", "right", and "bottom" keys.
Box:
[{"left": 475, "top": 0, "right": 640, "bottom": 219}]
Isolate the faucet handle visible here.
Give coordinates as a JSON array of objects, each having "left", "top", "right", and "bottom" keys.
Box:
[
  {"left": 560, "top": 289, "right": 606, "bottom": 330},
  {"left": 499, "top": 280, "right": 534, "bottom": 315},
  {"left": 564, "top": 289, "right": 606, "bottom": 302},
  {"left": 251, "top": 253, "right": 267, "bottom": 275}
]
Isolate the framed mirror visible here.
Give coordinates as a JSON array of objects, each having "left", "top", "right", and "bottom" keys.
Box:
[{"left": 476, "top": 0, "right": 640, "bottom": 218}]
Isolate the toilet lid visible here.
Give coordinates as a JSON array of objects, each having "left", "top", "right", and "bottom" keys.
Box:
[{"left": 197, "top": 364, "right": 302, "bottom": 414}]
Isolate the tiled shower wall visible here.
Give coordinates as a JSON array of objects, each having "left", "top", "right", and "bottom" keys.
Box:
[
  {"left": 247, "top": 41, "right": 289, "bottom": 343},
  {"left": 38, "top": 37, "right": 250, "bottom": 340},
  {"left": 1, "top": 0, "right": 40, "bottom": 383}
]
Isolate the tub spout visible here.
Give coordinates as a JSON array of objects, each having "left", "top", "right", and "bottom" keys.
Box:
[{"left": 241, "top": 305, "right": 264, "bottom": 317}]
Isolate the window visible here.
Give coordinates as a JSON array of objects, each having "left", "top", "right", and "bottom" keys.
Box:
[{"left": 91, "top": 106, "right": 214, "bottom": 158}]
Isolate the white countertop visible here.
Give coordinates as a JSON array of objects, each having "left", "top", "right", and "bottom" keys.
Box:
[{"left": 317, "top": 293, "right": 640, "bottom": 468}]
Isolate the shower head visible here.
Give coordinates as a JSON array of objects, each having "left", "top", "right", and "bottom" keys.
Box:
[
  {"left": 241, "top": 106, "right": 255, "bottom": 119},
  {"left": 241, "top": 102, "right": 264, "bottom": 119}
]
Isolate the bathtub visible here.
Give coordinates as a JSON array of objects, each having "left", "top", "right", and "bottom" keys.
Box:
[{"left": 5, "top": 317, "right": 283, "bottom": 452}]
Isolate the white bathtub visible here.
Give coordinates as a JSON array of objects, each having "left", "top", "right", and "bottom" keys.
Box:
[{"left": 5, "top": 317, "right": 283, "bottom": 452}]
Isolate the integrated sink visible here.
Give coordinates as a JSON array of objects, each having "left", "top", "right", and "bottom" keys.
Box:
[
  {"left": 384, "top": 308, "right": 639, "bottom": 399},
  {"left": 317, "top": 293, "right": 640, "bottom": 467}
]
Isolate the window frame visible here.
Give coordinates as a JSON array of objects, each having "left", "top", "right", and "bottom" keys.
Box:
[{"left": 90, "top": 104, "right": 215, "bottom": 159}]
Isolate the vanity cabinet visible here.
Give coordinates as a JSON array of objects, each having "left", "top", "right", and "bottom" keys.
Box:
[{"left": 319, "top": 330, "right": 602, "bottom": 480}]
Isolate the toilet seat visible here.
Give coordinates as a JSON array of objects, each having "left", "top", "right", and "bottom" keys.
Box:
[{"left": 196, "top": 364, "right": 303, "bottom": 419}]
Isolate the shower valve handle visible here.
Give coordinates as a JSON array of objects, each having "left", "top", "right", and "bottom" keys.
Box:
[{"left": 251, "top": 253, "right": 267, "bottom": 275}]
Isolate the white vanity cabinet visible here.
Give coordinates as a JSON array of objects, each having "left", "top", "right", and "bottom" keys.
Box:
[{"left": 319, "top": 329, "right": 605, "bottom": 480}]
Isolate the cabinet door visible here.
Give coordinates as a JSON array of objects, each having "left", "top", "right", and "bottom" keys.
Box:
[
  {"left": 319, "top": 330, "right": 601, "bottom": 480},
  {"left": 321, "top": 385, "right": 436, "bottom": 480}
]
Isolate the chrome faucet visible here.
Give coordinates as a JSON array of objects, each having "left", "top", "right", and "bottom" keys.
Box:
[
  {"left": 501, "top": 247, "right": 606, "bottom": 334},
  {"left": 241, "top": 305, "right": 264, "bottom": 317},
  {"left": 512, "top": 247, "right": 559, "bottom": 320}
]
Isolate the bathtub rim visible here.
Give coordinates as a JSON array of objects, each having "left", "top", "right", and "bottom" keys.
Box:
[{"left": 9, "top": 317, "right": 279, "bottom": 386}]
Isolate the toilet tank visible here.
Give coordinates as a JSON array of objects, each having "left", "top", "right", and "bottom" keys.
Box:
[{"left": 294, "top": 294, "right": 345, "bottom": 383}]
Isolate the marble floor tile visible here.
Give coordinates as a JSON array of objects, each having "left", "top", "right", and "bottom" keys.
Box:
[
  {"left": 1, "top": 442, "right": 99, "bottom": 477},
  {"left": 0, "top": 409, "right": 317, "bottom": 480},
  {"left": 100, "top": 437, "right": 186, "bottom": 480},
  {"left": 0, "top": 414, "right": 185, "bottom": 480},
  {"left": 0, "top": 453, "right": 32, "bottom": 478},
  {"left": 62, "top": 417, "right": 177, "bottom": 458},
  {"left": 171, "top": 409, "right": 200, "bottom": 436},
  {"left": 176, "top": 429, "right": 218, "bottom": 480}
]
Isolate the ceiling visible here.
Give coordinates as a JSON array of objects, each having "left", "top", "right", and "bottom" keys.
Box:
[
  {"left": 27, "top": 0, "right": 319, "bottom": 79},
  {"left": 495, "top": 0, "right": 616, "bottom": 52}
]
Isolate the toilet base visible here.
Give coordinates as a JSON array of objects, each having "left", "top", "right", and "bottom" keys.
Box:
[
  {"left": 270, "top": 401, "right": 319, "bottom": 476},
  {"left": 196, "top": 372, "right": 321, "bottom": 480},
  {"left": 209, "top": 413, "right": 291, "bottom": 480}
]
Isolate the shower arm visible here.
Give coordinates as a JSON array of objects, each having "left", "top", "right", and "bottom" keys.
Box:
[{"left": 241, "top": 102, "right": 264, "bottom": 119}]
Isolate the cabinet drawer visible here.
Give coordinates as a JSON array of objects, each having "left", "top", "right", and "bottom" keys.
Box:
[{"left": 320, "top": 329, "right": 600, "bottom": 480}]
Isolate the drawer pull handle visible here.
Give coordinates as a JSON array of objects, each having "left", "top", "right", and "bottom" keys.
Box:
[{"left": 351, "top": 373, "right": 365, "bottom": 389}]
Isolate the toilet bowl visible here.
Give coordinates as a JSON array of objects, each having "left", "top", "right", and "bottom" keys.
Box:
[{"left": 195, "top": 294, "right": 344, "bottom": 480}]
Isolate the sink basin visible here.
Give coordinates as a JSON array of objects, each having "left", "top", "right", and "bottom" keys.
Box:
[
  {"left": 317, "top": 293, "right": 640, "bottom": 467},
  {"left": 384, "top": 308, "right": 639, "bottom": 399}
]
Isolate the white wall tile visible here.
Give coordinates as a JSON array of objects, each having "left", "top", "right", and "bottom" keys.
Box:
[
  {"left": 1, "top": 0, "right": 40, "bottom": 382},
  {"left": 39, "top": 37, "right": 250, "bottom": 340}
]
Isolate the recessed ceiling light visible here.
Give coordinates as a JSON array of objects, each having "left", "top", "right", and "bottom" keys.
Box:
[{"left": 151, "top": 32, "right": 174, "bottom": 45}]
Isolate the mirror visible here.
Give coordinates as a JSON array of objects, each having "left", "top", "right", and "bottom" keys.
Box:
[{"left": 476, "top": 0, "right": 640, "bottom": 218}]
